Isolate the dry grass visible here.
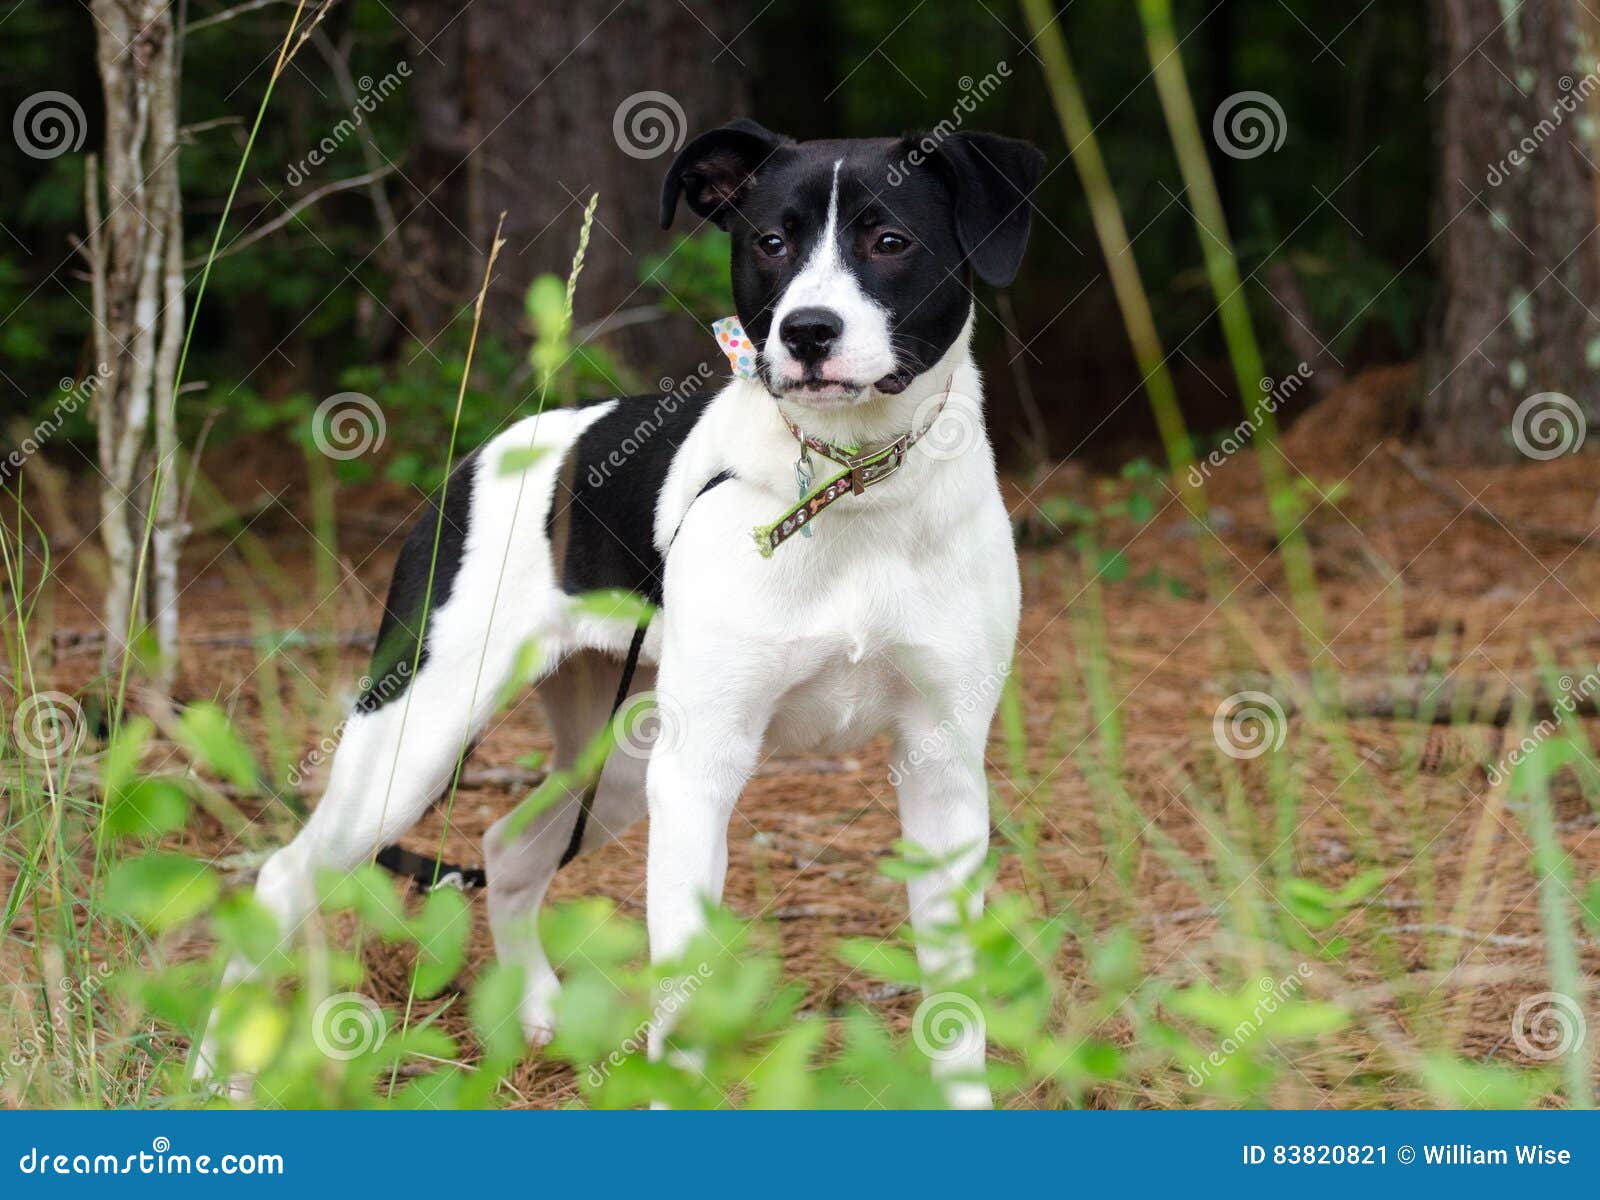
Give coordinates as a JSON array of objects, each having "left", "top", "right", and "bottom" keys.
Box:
[{"left": 8, "top": 366, "right": 1600, "bottom": 1107}]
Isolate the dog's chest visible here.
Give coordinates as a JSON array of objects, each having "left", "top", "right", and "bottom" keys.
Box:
[
  {"left": 763, "top": 640, "right": 906, "bottom": 755},
  {"left": 758, "top": 573, "right": 933, "bottom": 755}
]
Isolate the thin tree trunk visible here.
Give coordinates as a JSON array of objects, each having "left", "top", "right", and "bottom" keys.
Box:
[
  {"left": 88, "top": 0, "right": 186, "bottom": 685},
  {"left": 1422, "top": 0, "right": 1600, "bottom": 461},
  {"left": 152, "top": 67, "right": 186, "bottom": 674}
]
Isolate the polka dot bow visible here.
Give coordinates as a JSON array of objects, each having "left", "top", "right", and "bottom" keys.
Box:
[{"left": 713, "top": 315, "right": 758, "bottom": 380}]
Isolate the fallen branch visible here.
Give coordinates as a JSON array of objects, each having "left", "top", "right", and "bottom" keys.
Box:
[
  {"left": 1226, "top": 667, "right": 1600, "bottom": 725},
  {"left": 1385, "top": 922, "right": 1600, "bottom": 951},
  {"left": 1385, "top": 441, "right": 1599, "bottom": 552},
  {"left": 52, "top": 626, "right": 372, "bottom": 657}
]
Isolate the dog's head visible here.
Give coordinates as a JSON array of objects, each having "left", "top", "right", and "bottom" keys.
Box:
[{"left": 661, "top": 120, "right": 1044, "bottom": 409}]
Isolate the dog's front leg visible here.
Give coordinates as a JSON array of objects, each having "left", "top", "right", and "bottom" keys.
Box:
[
  {"left": 643, "top": 651, "right": 772, "bottom": 1061},
  {"left": 892, "top": 705, "right": 996, "bottom": 1110}
]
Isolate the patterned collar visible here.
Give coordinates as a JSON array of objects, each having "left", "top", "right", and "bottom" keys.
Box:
[{"left": 753, "top": 382, "right": 951, "bottom": 559}]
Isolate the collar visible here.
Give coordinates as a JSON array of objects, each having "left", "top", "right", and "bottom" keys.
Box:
[
  {"left": 752, "top": 379, "right": 952, "bottom": 559},
  {"left": 711, "top": 316, "right": 953, "bottom": 559},
  {"left": 775, "top": 403, "right": 944, "bottom": 497}
]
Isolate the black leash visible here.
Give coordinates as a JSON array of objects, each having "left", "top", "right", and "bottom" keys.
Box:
[{"left": 375, "top": 843, "right": 485, "bottom": 892}]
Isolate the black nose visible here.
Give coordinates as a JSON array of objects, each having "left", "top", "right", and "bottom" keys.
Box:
[{"left": 778, "top": 307, "right": 843, "bottom": 364}]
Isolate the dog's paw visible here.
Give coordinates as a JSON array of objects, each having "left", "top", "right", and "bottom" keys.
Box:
[{"left": 519, "top": 1004, "right": 558, "bottom": 1047}]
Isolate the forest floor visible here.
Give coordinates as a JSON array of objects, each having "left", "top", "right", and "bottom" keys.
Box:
[{"left": 16, "top": 365, "right": 1600, "bottom": 1107}]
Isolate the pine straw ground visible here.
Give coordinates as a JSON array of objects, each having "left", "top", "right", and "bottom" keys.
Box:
[{"left": 12, "top": 365, "right": 1600, "bottom": 1107}]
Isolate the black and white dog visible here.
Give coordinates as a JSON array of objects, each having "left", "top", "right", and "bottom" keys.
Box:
[{"left": 203, "top": 120, "right": 1043, "bottom": 1107}]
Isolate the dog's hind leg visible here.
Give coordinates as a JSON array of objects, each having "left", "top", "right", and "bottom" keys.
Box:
[
  {"left": 195, "top": 446, "right": 560, "bottom": 1083},
  {"left": 484, "top": 649, "right": 651, "bottom": 1043}
]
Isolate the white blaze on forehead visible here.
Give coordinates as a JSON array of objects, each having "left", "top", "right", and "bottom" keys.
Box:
[{"left": 764, "top": 159, "right": 895, "bottom": 392}]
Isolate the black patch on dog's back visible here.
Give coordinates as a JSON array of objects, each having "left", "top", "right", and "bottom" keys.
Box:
[
  {"left": 358, "top": 451, "right": 479, "bottom": 713},
  {"left": 547, "top": 394, "right": 715, "bottom": 605}
]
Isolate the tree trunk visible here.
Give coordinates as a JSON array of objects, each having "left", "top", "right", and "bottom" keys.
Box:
[
  {"left": 88, "top": 0, "right": 186, "bottom": 685},
  {"left": 1422, "top": 0, "right": 1600, "bottom": 461},
  {"left": 398, "top": 0, "right": 747, "bottom": 368}
]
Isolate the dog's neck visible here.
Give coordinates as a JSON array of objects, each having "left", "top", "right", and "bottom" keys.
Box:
[{"left": 770, "top": 307, "right": 978, "bottom": 453}]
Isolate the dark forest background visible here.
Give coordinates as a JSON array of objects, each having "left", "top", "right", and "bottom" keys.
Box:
[{"left": 1, "top": 0, "right": 1440, "bottom": 481}]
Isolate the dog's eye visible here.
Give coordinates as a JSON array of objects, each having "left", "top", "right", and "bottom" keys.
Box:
[
  {"left": 758, "top": 233, "right": 788, "bottom": 258},
  {"left": 873, "top": 231, "right": 911, "bottom": 256}
]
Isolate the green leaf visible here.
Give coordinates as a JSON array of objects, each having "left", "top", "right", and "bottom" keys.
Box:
[
  {"left": 104, "top": 854, "right": 219, "bottom": 931},
  {"left": 100, "top": 718, "right": 153, "bottom": 801},
  {"left": 1078, "top": 1037, "right": 1123, "bottom": 1078},
  {"left": 212, "top": 892, "right": 281, "bottom": 965},
  {"left": 1264, "top": 999, "right": 1350, "bottom": 1038},
  {"left": 1279, "top": 878, "right": 1338, "bottom": 929},
  {"left": 173, "top": 702, "right": 259, "bottom": 790},
  {"left": 1095, "top": 548, "right": 1130, "bottom": 583},
  {"left": 1166, "top": 983, "right": 1244, "bottom": 1032},
  {"left": 836, "top": 938, "right": 923, "bottom": 986},
  {"left": 566, "top": 588, "right": 656, "bottom": 627},
  {"left": 317, "top": 864, "right": 411, "bottom": 938},
  {"left": 410, "top": 887, "right": 470, "bottom": 996},
  {"left": 1331, "top": 867, "right": 1387, "bottom": 907},
  {"left": 1509, "top": 736, "right": 1584, "bottom": 795},
  {"left": 1088, "top": 926, "right": 1140, "bottom": 992},
  {"left": 496, "top": 444, "right": 548, "bottom": 477},
  {"left": 1420, "top": 1052, "right": 1550, "bottom": 1109},
  {"left": 102, "top": 778, "right": 191, "bottom": 840},
  {"left": 745, "top": 1020, "right": 826, "bottom": 1108},
  {"left": 470, "top": 963, "right": 528, "bottom": 1065}
]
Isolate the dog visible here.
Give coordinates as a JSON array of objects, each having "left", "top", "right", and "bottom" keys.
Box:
[{"left": 199, "top": 119, "right": 1043, "bottom": 1108}]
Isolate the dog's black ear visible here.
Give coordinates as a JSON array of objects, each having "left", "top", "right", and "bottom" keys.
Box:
[
  {"left": 928, "top": 132, "right": 1046, "bottom": 287},
  {"left": 660, "top": 118, "right": 788, "bottom": 231}
]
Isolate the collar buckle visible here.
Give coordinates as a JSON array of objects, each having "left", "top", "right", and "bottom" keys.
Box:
[{"left": 846, "top": 439, "right": 907, "bottom": 494}]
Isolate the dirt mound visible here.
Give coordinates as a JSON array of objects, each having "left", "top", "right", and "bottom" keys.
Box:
[{"left": 1283, "top": 362, "right": 1417, "bottom": 465}]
